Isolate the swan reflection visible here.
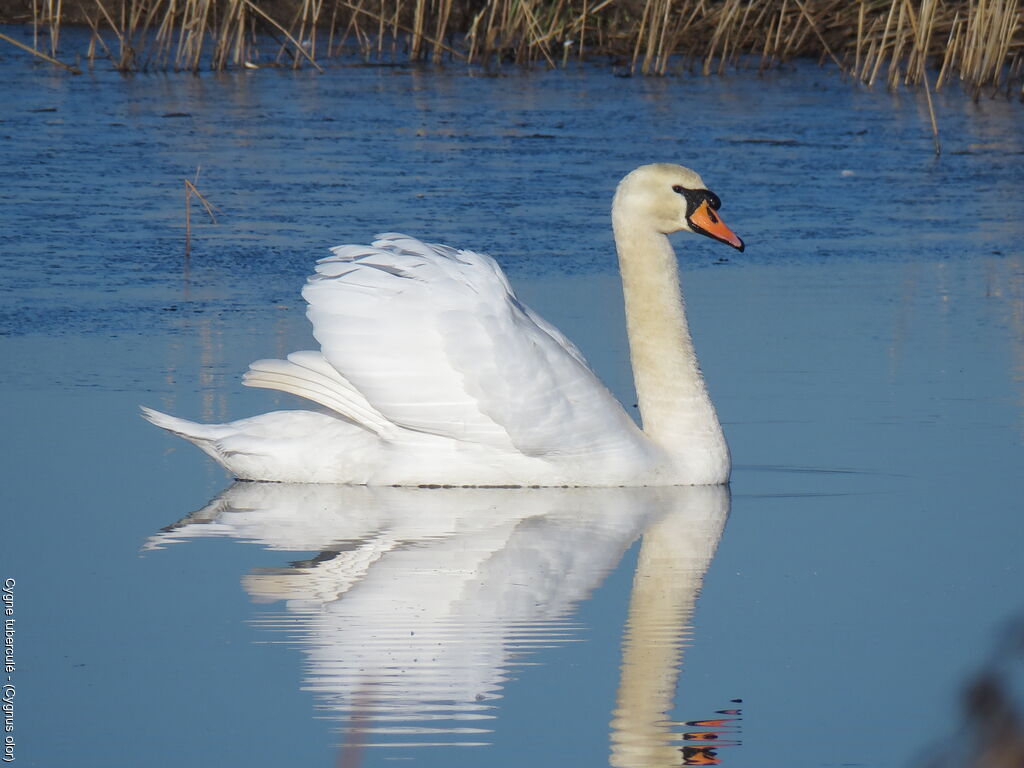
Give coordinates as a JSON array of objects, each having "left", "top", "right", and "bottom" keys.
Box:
[{"left": 147, "top": 484, "right": 731, "bottom": 762}]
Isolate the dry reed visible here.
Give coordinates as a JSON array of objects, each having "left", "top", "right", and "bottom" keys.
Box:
[
  {"left": 0, "top": 0, "right": 1020, "bottom": 101},
  {"left": 184, "top": 170, "right": 218, "bottom": 258}
]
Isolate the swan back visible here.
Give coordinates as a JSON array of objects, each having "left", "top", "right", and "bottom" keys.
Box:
[{"left": 299, "top": 234, "right": 654, "bottom": 481}]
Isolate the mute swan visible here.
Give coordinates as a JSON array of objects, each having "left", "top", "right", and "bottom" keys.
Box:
[{"left": 143, "top": 163, "right": 744, "bottom": 486}]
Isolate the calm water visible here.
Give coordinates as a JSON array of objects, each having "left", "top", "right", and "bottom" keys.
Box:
[{"left": 2, "top": 34, "right": 1024, "bottom": 767}]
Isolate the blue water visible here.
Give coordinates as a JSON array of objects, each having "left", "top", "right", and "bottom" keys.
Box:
[{"left": 2, "top": 35, "right": 1024, "bottom": 767}]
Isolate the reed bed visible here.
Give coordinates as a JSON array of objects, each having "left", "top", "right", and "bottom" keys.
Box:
[{"left": 3, "top": 0, "right": 1022, "bottom": 98}]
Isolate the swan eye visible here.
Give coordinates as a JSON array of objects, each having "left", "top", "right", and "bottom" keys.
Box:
[{"left": 672, "top": 185, "right": 685, "bottom": 194}]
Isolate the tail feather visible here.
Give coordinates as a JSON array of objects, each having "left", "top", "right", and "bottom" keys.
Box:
[
  {"left": 140, "top": 405, "right": 237, "bottom": 465},
  {"left": 140, "top": 404, "right": 382, "bottom": 482},
  {"left": 140, "top": 405, "right": 225, "bottom": 442}
]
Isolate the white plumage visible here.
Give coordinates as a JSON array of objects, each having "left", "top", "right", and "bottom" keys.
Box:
[{"left": 143, "top": 164, "right": 745, "bottom": 486}]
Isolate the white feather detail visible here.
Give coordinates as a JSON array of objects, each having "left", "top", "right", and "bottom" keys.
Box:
[
  {"left": 303, "top": 234, "right": 643, "bottom": 458},
  {"left": 243, "top": 351, "right": 392, "bottom": 436}
]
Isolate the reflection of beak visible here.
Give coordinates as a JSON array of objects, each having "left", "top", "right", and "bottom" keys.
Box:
[{"left": 688, "top": 200, "right": 745, "bottom": 252}]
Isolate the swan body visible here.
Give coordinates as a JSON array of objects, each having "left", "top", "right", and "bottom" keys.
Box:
[{"left": 143, "top": 163, "right": 744, "bottom": 486}]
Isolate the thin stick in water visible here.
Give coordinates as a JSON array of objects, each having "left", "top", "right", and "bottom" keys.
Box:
[
  {"left": 184, "top": 172, "right": 219, "bottom": 259},
  {"left": 0, "top": 30, "right": 82, "bottom": 73}
]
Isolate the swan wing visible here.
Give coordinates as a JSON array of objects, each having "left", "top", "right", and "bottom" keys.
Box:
[
  {"left": 243, "top": 350, "right": 393, "bottom": 437},
  {"left": 302, "top": 234, "right": 642, "bottom": 458}
]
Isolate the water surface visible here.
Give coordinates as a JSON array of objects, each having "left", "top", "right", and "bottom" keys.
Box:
[{"left": 2, "top": 44, "right": 1024, "bottom": 767}]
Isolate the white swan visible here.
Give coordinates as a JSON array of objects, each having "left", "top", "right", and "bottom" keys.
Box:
[{"left": 142, "top": 163, "right": 744, "bottom": 486}]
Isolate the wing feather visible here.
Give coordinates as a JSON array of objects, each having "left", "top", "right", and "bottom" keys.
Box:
[
  {"left": 243, "top": 351, "right": 393, "bottom": 436},
  {"left": 302, "top": 234, "right": 643, "bottom": 457}
]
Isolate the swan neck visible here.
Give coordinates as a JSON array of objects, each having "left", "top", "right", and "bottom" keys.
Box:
[{"left": 613, "top": 215, "right": 728, "bottom": 482}]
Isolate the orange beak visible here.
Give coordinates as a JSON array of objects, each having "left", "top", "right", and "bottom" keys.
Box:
[{"left": 688, "top": 200, "right": 744, "bottom": 252}]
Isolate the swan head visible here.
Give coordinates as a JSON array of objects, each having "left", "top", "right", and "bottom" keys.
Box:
[{"left": 613, "top": 163, "right": 744, "bottom": 252}]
